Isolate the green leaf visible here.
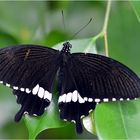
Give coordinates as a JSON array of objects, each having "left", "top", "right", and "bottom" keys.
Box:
[
  {"left": 0, "top": 31, "right": 18, "bottom": 48},
  {"left": 83, "top": 111, "right": 96, "bottom": 135},
  {"left": 25, "top": 101, "right": 67, "bottom": 139},
  {"left": 25, "top": 37, "right": 98, "bottom": 139},
  {"left": 95, "top": 99, "right": 140, "bottom": 139},
  {"left": 130, "top": 1, "right": 140, "bottom": 23},
  {"left": 106, "top": 3, "right": 140, "bottom": 138},
  {"left": 0, "top": 1, "right": 46, "bottom": 43},
  {"left": 108, "top": 2, "right": 140, "bottom": 75}
]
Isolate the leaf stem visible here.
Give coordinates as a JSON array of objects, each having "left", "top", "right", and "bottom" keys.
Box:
[
  {"left": 102, "top": 0, "right": 112, "bottom": 57},
  {"left": 103, "top": 0, "right": 111, "bottom": 33}
]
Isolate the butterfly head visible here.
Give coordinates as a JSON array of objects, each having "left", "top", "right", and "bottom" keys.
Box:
[{"left": 61, "top": 42, "right": 72, "bottom": 53}]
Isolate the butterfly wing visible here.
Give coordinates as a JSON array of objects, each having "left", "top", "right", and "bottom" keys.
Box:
[
  {"left": 0, "top": 45, "right": 61, "bottom": 121},
  {"left": 58, "top": 53, "right": 140, "bottom": 133},
  {"left": 71, "top": 53, "right": 140, "bottom": 101}
]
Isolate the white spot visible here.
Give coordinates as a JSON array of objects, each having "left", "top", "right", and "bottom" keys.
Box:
[
  {"left": 63, "top": 119, "right": 67, "bottom": 121},
  {"left": 32, "top": 84, "right": 39, "bottom": 95},
  {"left": 0, "top": 81, "right": 3, "bottom": 84},
  {"left": 112, "top": 98, "right": 116, "bottom": 101},
  {"left": 26, "top": 88, "right": 31, "bottom": 94},
  {"left": 66, "top": 92, "right": 72, "bottom": 103},
  {"left": 58, "top": 95, "right": 62, "bottom": 103},
  {"left": 134, "top": 98, "right": 137, "bottom": 100},
  {"left": 103, "top": 98, "right": 109, "bottom": 102},
  {"left": 120, "top": 98, "right": 123, "bottom": 101},
  {"left": 38, "top": 87, "right": 44, "bottom": 98},
  {"left": 20, "top": 88, "right": 25, "bottom": 92},
  {"left": 24, "top": 111, "right": 28, "bottom": 115},
  {"left": 6, "top": 83, "right": 10, "bottom": 87},
  {"left": 61, "top": 94, "right": 66, "bottom": 103},
  {"left": 127, "top": 98, "right": 130, "bottom": 101},
  {"left": 78, "top": 94, "right": 85, "bottom": 103},
  {"left": 88, "top": 98, "right": 93, "bottom": 102},
  {"left": 71, "top": 120, "right": 76, "bottom": 123},
  {"left": 13, "top": 86, "right": 18, "bottom": 90},
  {"left": 45, "top": 107, "right": 47, "bottom": 111},
  {"left": 44, "top": 90, "right": 52, "bottom": 101},
  {"left": 72, "top": 90, "right": 78, "bottom": 102},
  {"left": 33, "top": 114, "right": 37, "bottom": 116},
  {"left": 80, "top": 115, "right": 85, "bottom": 119},
  {"left": 95, "top": 98, "right": 100, "bottom": 103},
  {"left": 84, "top": 97, "right": 88, "bottom": 101},
  {"left": 89, "top": 109, "right": 93, "bottom": 113}
]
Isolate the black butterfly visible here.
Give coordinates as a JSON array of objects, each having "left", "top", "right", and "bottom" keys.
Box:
[{"left": 0, "top": 42, "right": 140, "bottom": 133}]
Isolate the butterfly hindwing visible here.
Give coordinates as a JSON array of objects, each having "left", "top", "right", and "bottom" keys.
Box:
[
  {"left": 0, "top": 45, "right": 61, "bottom": 120},
  {"left": 13, "top": 90, "right": 50, "bottom": 122}
]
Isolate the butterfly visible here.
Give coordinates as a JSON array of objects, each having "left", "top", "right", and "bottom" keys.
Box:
[{"left": 0, "top": 41, "right": 140, "bottom": 133}]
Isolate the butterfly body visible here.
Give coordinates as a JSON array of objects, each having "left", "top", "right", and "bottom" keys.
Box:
[{"left": 0, "top": 42, "right": 140, "bottom": 133}]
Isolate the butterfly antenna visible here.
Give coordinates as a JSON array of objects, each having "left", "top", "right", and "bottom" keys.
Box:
[
  {"left": 70, "top": 18, "right": 93, "bottom": 39},
  {"left": 62, "top": 10, "right": 66, "bottom": 32}
]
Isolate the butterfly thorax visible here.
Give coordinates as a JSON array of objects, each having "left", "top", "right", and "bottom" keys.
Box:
[{"left": 61, "top": 42, "right": 72, "bottom": 54}]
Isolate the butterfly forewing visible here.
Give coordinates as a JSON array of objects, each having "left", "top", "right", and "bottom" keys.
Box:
[
  {"left": 0, "top": 45, "right": 61, "bottom": 121},
  {"left": 0, "top": 45, "right": 59, "bottom": 88},
  {"left": 13, "top": 90, "right": 50, "bottom": 121},
  {"left": 71, "top": 53, "right": 140, "bottom": 101}
]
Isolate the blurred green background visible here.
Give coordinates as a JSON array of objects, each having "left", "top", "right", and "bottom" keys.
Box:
[{"left": 0, "top": 1, "right": 140, "bottom": 139}]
